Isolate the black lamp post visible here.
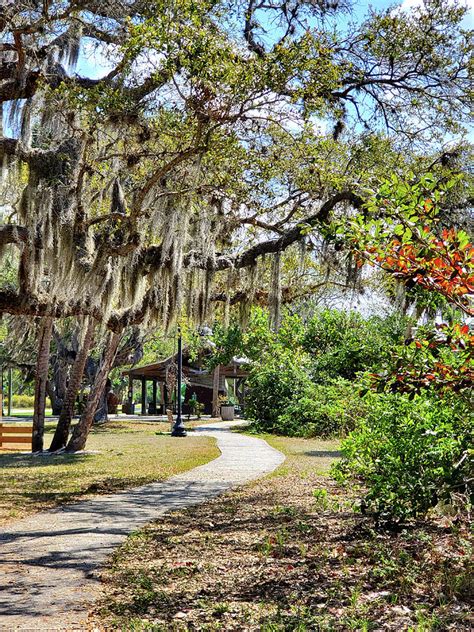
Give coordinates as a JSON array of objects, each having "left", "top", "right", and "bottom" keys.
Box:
[{"left": 171, "top": 327, "right": 187, "bottom": 437}]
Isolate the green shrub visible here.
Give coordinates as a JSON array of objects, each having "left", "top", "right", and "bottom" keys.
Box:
[
  {"left": 245, "top": 347, "right": 314, "bottom": 434},
  {"left": 333, "top": 392, "right": 472, "bottom": 522},
  {"left": 3, "top": 394, "right": 52, "bottom": 408},
  {"left": 247, "top": 359, "right": 367, "bottom": 438},
  {"left": 277, "top": 379, "right": 369, "bottom": 437},
  {"left": 4, "top": 394, "right": 36, "bottom": 408},
  {"left": 303, "top": 310, "right": 408, "bottom": 381}
]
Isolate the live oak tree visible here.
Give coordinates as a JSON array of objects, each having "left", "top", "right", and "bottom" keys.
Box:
[{"left": 0, "top": 0, "right": 472, "bottom": 450}]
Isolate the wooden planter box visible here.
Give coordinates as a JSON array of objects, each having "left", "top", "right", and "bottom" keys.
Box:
[{"left": 220, "top": 405, "right": 235, "bottom": 421}]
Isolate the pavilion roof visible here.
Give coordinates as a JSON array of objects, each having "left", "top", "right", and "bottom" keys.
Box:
[{"left": 122, "top": 350, "right": 249, "bottom": 380}]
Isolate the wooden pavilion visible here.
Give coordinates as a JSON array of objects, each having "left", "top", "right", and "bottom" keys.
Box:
[{"left": 122, "top": 349, "right": 249, "bottom": 416}]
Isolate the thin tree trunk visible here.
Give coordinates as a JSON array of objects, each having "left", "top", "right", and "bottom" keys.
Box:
[
  {"left": 45, "top": 379, "right": 59, "bottom": 416},
  {"left": 66, "top": 330, "right": 121, "bottom": 452},
  {"left": 49, "top": 317, "right": 96, "bottom": 451},
  {"left": 32, "top": 317, "right": 53, "bottom": 452},
  {"left": 93, "top": 381, "right": 109, "bottom": 424},
  {"left": 50, "top": 363, "right": 68, "bottom": 415}
]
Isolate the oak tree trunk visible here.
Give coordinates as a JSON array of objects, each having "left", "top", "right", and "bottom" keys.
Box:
[
  {"left": 49, "top": 317, "right": 96, "bottom": 451},
  {"left": 66, "top": 331, "right": 121, "bottom": 452},
  {"left": 51, "top": 359, "right": 68, "bottom": 415},
  {"left": 32, "top": 317, "right": 53, "bottom": 452},
  {"left": 46, "top": 379, "right": 61, "bottom": 416}
]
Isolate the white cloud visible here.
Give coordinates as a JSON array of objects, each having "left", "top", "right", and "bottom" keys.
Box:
[
  {"left": 392, "top": 0, "right": 473, "bottom": 29},
  {"left": 399, "top": 0, "right": 422, "bottom": 9},
  {"left": 398, "top": 0, "right": 473, "bottom": 12}
]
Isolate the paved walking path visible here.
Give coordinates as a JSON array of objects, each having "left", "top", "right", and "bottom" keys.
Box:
[{"left": 0, "top": 421, "right": 284, "bottom": 630}]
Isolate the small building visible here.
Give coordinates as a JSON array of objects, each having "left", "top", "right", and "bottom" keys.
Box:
[{"left": 122, "top": 349, "right": 249, "bottom": 415}]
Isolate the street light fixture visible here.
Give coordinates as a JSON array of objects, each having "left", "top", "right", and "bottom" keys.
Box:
[
  {"left": 171, "top": 327, "right": 186, "bottom": 437},
  {"left": 170, "top": 325, "right": 213, "bottom": 437}
]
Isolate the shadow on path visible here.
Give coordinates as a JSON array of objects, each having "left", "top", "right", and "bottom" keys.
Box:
[{"left": 0, "top": 421, "right": 284, "bottom": 630}]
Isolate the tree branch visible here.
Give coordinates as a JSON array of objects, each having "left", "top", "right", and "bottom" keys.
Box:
[{"left": 210, "top": 191, "right": 362, "bottom": 271}]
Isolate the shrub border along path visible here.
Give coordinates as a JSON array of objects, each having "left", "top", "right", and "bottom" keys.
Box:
[{"left": 0, "top": 421, "right": 284, "bottom": 630}]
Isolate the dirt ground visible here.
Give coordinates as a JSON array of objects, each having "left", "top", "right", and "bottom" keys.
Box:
[{"left": 91, "top": 435, "right": 472, "bottom": 631}]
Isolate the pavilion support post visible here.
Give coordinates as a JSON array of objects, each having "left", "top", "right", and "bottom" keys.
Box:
[
  {"left": 152, "top": 380, "right": 157, "bottom": 414},
  {"left": 212, "top": 365, "right": 220, "bottom": 418},
  {"left": 160, "top": 382, "right": 166, "bottom": 414},
  {"left": 141, "top": 377, "right": 147, "bottom": 416},
  {"left": 128, "top": 375, "right": 134, "bottom": 407},
  {"left": 235, "top": 377, "right": 245, "bottom": 406}
]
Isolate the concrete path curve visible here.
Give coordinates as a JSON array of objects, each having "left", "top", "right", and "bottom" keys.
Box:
[{"left": 0, "top": 421, "right": 284, "bottom": 630}]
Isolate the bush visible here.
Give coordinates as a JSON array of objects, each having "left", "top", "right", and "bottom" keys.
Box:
[
  {"left": 3, "top": 394, "right": 52, "bottom": 408},
  {"left": 277, "top": 379, "right": 369, "bottom": 437},
  {"left": 245, "top": 347, "right": 314, "bottom": 434},
  {"left": 4, "top": 394, "right": 33, "bottom": 408},
  {"left": 303, "top": 310, "right": 408, "bottom": 381},
  {"left": 333, "top": 392, "right": 472, "bottom": 522},
  {"left": 247, "top": 353, "right": 367, "bottom": 438}
]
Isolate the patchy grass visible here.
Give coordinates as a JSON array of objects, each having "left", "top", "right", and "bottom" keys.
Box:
[
  {"left": 263, "top": 434, "right": 341, "bottom": 476},
  {"left": 92, "top": 435, "right": 472, "bottom": 631},
  {"left": 105, "top": 417, "right": 218, "bottom": 433},
  {"left": 0, "top": 420, "right": 219, "bottom": 525}
]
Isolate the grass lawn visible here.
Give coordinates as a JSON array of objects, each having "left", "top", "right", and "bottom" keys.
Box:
[
  {"left": 3, "top": 408, "right": 54, "bottom": 417},
  {"left": 0, "top": 420, "right": 219, "bottom": 525},
  {"left": 92, "top": 434, "right": 472, "bottom": 631},
  {"left": 1, "top": 408, "right": 203, "bottom": 418}
]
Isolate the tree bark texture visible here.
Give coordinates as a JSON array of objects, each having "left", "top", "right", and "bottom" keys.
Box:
[
  {"left": 32, "top": 317, "right": 53, "bottom": 452},
  {"left": 49, "top": 317, "right": 96, "bottom": 451},
  {"left": 66, "top": 330, "right": 121, "bottom": 452}
]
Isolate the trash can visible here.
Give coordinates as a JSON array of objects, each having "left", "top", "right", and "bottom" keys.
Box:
[
  {"left": 220, "top": 404, "right": 235, "bottom": 421},
  {"left": 122, "top": 402, "right": 135, "bottom": 414}
]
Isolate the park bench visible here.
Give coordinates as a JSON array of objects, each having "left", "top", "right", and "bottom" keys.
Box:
[{"left": 0, "top": 423, "right": 33, "bottom": 450}]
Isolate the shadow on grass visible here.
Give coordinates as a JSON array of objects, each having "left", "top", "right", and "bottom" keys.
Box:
[
  {"left": 99, "top": 480, "right": 472, "bottom": 630},
  {"left": 0, "top": 452, "right": 93, "bottom": 469},
  {"left": 0, "top": 475, "right": 154, "bottom": 506},
  {"left": 0, "top": 478, "right": 236, "bottom": 622},
  {"left": 303, "top": 450, "right": 342, "bottom": 458}
]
